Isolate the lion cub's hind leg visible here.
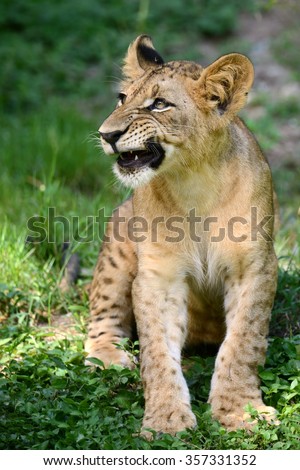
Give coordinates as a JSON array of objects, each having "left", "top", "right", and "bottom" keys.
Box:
[{"left": 85, "top": 201, "right": 137, "bottom": 368}]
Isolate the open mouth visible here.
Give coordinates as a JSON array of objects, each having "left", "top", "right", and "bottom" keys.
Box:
[{"left": 117, "top": 142, "right": 165, "bottom": 171}]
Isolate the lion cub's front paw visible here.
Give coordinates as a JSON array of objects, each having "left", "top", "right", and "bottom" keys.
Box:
[
  {"left": 141, "top": 404, "right": 197, "bottom": 439},
  {"left": 212, "top": 404, "right": 279, "bottom": 431},
  {"left": 242, "top": 405, "right": 280, "bottom": 427},
  {"left": 85, "top": 343, "right": 136, "bottom": 369}
]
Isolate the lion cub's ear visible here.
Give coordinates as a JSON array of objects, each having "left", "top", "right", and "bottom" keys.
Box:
[
  {"left": 123, "top": 35, "right": 164, "bottom": 80},
  {"left": 198, "top": 53, "right": 254, "bottom": 119}
]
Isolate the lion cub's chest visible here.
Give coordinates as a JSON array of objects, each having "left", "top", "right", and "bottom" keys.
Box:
[{"left": 186, "top": 240, "right": 224, "bottom": 300}]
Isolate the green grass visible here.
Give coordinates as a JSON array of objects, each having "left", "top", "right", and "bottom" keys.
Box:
[
  {"left": 1, "top": 0, "right": 300, "bottom": 451},
  {"left": 1, "top": 329, "right": 300, "bottom": 449}
]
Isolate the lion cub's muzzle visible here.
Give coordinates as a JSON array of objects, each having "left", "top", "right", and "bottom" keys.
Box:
[
  {"left": 100, "top": 128, "right": 165, "bottom": 172},
  {"left": 117, "top": 142, "right": 165, "bottom": 171},
  {"left": 100, "top": 127, "right": 129, "bottom": 153}
]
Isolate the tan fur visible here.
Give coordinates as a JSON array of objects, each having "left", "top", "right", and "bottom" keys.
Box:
[{"left": 85, "top": 35, "right": 278, "bottom": 435}]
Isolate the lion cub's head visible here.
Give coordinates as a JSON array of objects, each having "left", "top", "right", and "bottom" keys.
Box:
[{"left": 99, "top": 35, "right": 254, "bottom": 188}]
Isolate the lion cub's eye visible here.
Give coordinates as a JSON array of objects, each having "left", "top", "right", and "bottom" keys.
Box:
[
  {"left": 147, "top": 98, "right": 174, "bottom": 112},
  {"left": 153, "top": 98, "right": 167, "bottom": 110},
  {"left": 117, "top": 93, "right": 127, "bottom": 107}
]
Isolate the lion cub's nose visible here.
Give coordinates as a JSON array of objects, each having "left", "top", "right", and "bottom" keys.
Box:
[{"left": 100, "top": 129, "right": 124, "bottom": 145}]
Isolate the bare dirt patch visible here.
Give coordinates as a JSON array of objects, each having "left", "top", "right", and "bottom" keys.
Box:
[{"left": 200, "top": 4, "right": 300, "bottom": 169}]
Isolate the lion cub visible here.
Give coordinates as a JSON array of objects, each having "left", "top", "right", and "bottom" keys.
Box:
[{"left": 85, "top": 35, "right": 278, "bottom": 434}]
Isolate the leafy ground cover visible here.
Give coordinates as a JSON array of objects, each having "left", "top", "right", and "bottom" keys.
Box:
[
  {"left": 0, "top": 0, "right": 299, "bottom": 450},
  {"left": 1, "top": 330, "right": 300, "bottom": 450}
]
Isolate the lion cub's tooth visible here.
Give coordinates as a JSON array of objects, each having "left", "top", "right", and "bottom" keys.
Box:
[{"left": 135, "top": 155, "right": 139, "bottom": 160}]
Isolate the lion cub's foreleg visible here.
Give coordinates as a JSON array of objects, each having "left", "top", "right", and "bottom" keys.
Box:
[
  {"left": 209, "top": 248, "right": 278, "bottom": 430},
  {"left": 85, "top": 201, "right": 137, "bottom": 368},
  {"left": 132, "top": 260, "right": 197, "bottom": 436}
]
